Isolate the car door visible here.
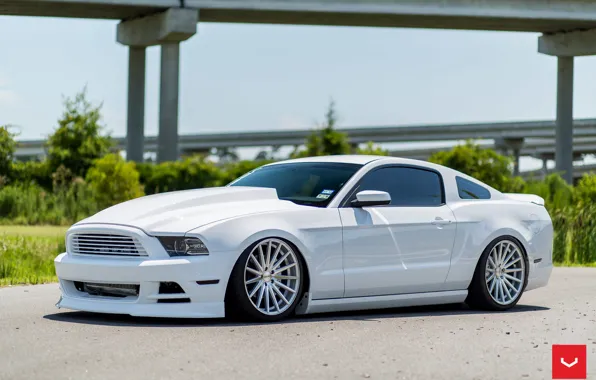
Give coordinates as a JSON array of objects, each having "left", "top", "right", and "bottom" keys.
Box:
[{"left": 339, "top": 165, "right": 457, "bottom": 298}]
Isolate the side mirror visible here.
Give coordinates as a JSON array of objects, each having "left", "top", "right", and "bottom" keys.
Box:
[{"left": 351, "top": 190, "right": 391, "bottom": 208}]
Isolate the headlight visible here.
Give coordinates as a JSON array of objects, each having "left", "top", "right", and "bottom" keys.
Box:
[{"left": 157, "top": 236, "right": 209, "bottom": 256}]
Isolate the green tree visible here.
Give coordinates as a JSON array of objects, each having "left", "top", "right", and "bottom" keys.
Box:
[
  {"left": 292, "top": 100, "right": 351, "bottom": 158},
  {"left": 0, "top": 125, "right": 16, "bottom": 180},
  {"left": 47, "top": 88, "right": 113, "bottom": 178},
  {"left": 429, "top": 140, "right": 514, "bottom": 191},
  {"left": 357, "top": 141, "right": 389, "bottom": 156},
  {"left": 86, "top": 153, "right": 144, "bottom": 209}
]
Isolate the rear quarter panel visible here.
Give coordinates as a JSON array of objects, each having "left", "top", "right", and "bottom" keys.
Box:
[{"left": 445, "top": 199, "right": 553, "bottom": 290}]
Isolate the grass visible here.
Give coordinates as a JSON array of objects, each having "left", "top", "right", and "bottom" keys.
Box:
[{"left": 0, "top": 225, "right": 66, "bottom": 286}]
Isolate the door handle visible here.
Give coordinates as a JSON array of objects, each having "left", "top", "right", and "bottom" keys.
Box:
[{"left": 431, "top": 217, "right": 451, "bottom": 225}]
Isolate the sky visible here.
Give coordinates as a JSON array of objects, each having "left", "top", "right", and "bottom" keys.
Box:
[{"left": 2, "top": 16, "right": 596, "bottom": 169}]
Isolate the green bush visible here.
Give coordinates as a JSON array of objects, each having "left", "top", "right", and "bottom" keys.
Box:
[
  {"left": 138, "top": 156, "right": 222, "bottom": 195},
  {"left": 574, "top": 173, "right": 596, "bottom": 206},
  {"left": 0, "top": 182, "right": 99, "bottom": 225},
  {"left": 219, "top": 160, "right": 271, "bottom": 185},
  {"left": 10, "top": 160, "right": 53, "bottom": 190},
  {"left": 524, "top": 174, "right": 574, "bottom": 212},
  {"left": 86, "top": 153, "right": 144, "bottom": 209}
]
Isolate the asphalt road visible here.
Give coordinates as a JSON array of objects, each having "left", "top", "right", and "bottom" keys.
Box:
[{"left": 1, "top": 267, "right": 595, "bottom": 380}]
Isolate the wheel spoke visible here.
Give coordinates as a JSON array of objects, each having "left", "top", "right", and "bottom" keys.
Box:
[
  {"left": 501, "top": 279, "right": 513, "bottom": 300},
  {"left": 246, "top": 267, "right": 261, "bottom": 276},
  {"left": 273, "top": 275, "right": 298, "bottom": 280},
  {"left": 274, "top": 280, "right": 296, "bottom": 294},
  {"left": 486, "top": 273, "right": 495, "bottom": 283},
  {"left": 269, "top": 285, "right": 280, "bottom": 312},
  {"left": 258, "top": 245, "right": 266, "bottom": 270},
  {"left": 504, "top": 273, "right": 521, "bottom": 283},
  {"left": 505, "top": 268, "right": 523, "bottom": 273},
  {"left": 249, "top": 281, "right": 264, "bottom": 297},
  {"left": 250, "top": 254, "right": 264, "bottom": 272},
  {"left": 272, "top": 251, "right": 291, "bottom": 270},
  {"left": 502, "top": 249, "right": 516, "bottom": 268},
  {"left": 488, "top": 256, "right": 497, "bottom": 270},
  {"left": 497, "top": 244, "right": 504, "bottom": 265},
  {"left": 269, "top": 243, "right": 282, "bottom": 270},
  {"left": 488, "top": 277, "right": 496, "bottom": 295},
  {"left": 504, "top": 258, "right": 521, "bottom": 269},
  {"left": 256, "top": 284, "right": 266, "bottom": 308},
  {"left": 246, "top": 276, "right": 261, "bottom": 285},
  {"left": 276, "top": 262, "right": 296, "bottom": 274},
  {"left": 503, "top": 277, "right": 518, "bottom": 295},
  {"left": 272, "top": 283, "right": 290, "bottom": 305},
  {"left": 265, "top": 284, "right": 270, "bottom": 313},
  {"left": 265, "top": 240, "right": 272, "bottom": 268}
]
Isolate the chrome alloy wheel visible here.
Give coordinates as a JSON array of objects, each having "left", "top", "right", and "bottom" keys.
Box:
[
  {"left": 485, "top": 239, "right": 526, "bottom": 305},
  {"left": 243, "top": 238, "right": 301, "bottom": 316}
]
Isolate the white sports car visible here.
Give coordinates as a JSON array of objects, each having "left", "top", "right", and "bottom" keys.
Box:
[{"left": 54, "top": 155, "right": 553, "bottom": 322}]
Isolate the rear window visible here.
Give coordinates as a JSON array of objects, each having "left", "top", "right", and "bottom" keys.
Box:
[{"left": 456, "top": 176, "right": 491, "bottom": 200}]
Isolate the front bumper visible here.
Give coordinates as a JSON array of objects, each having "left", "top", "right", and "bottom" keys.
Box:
[{"left": 54, "top": 250, "right": 238, "bottom": 319}]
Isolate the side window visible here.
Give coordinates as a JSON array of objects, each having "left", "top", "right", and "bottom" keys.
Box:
[
  {"left": 456, "top": 176, "right": 491, "bottom": 200},
  {"left": 354, "top": 167, "right": 444, "bottom": 206}
]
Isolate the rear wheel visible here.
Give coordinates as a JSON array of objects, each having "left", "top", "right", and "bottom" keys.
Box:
[
  {"left": 466, "top": 236, "right": 528, "bottom": 311},
  {"left": 226, "top": 238, "right": 304, "bottom": 322}
]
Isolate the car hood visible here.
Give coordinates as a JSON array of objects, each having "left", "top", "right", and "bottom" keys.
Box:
[{"left": 75, "top": 186, "right": 301, "bottom": 235}]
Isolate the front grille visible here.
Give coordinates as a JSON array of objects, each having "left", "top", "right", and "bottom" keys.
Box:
[
  {"left": 71, "top": 233, "right": 147, "bottom": 257},
  {"left": 74, "top": 281, "right": 140, "bottom": 298}
]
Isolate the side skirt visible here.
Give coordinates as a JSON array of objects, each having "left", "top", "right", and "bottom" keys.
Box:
[{"left": 295, "top": 290, "right": 468, "bottom": 315}]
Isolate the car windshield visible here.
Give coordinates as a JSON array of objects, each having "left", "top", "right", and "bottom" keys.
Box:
[{"left": 229, "top": 162, "right": 362, "bottom": 207}]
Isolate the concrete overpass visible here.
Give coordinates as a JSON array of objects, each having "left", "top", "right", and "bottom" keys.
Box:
[
  {"left": 15, "top": 119, "right": 596, "bottom": 174},
  {"left": 5, "top": 1, "right": 596, "bottom": 182}
]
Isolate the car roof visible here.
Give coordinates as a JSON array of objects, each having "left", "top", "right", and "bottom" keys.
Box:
[
  {"left": 267, "top": 155, "right": 389, "bottom": 166},
  {"left": 267, "top": 155, "right": 438, "bottom": 167}
]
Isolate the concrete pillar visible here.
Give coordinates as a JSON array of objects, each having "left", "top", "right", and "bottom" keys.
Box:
[
  {"left": 542, "top": 157, "right": 548, "bottom": 179},
  {"left": 126, "top": 46, "right": 146, "bottom": 163},
  {"left": 497, "top": 137, "right": 524, "bottom": 176},
  {"left": 158, "top": 42, "right": 181, "bottom": 163},
  {"left": 512, "top": 148, "right": 521, "bottom": 176},
  {"left": 555, "top": 56, "right": 574, "bottom": 184},
  {"left": 117, "top": 8, "right": 198, "bottom": 163}
]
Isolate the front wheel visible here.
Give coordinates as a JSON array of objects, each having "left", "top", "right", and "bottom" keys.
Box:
[
  {"left": 226, "top": 238, "right": 304, "bottom": 322},
  {"left": 466, "top": 236, "right": 528, "bottom": 311}
]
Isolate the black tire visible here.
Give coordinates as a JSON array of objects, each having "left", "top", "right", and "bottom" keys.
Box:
[
  {"left": 466, "top": 235, "right": 529, "bottom": 311},
  {"left": 225, "top": 238, "right": 305, "bottom": 322}
]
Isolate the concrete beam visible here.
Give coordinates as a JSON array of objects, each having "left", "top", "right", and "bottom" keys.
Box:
[
  {"left": 539, "top": 28, "right": 596, "bottom": 57},
  {"left": 117, "top": 8, "right": 198, "bottom": 47}
]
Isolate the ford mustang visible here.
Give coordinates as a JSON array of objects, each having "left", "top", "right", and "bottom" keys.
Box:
[{"left": 54, "top": 155, "right": 553, "bottom": 322}]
